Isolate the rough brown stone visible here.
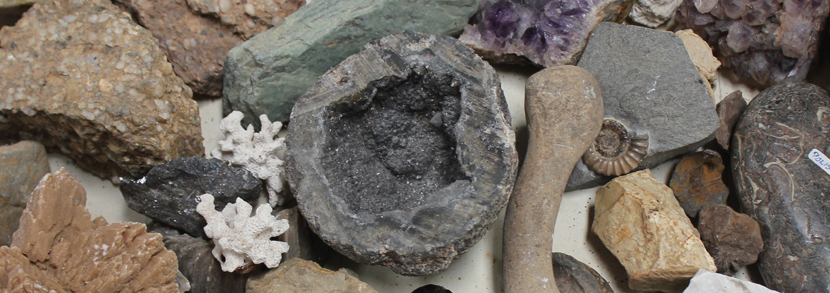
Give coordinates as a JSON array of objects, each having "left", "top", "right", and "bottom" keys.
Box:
[
  {"left": 592, "top": 169, "right": 716, "bottom": 292},
  {"left": 2, "top": 168, "right": 180, "bottom": 292},
  {"left": 716, "top": 91, "right": 748, "bottom": 150},
  {"left": 669, "top": 150, "right": 730, "bottom": 218},
  {"left": 113, "top": 0, "right": 244, "bottom": 97},
  {"left": 0, "top": 0, "right": 203, "bottom": 181},
  {"left": 698, "top": 204, "right": 763, "bottom": 276},
  {"left": 246, "top": 258, "right": 378, "bottom": 293},
  {"left": 274, "top": 207, "right": 330, "bottom": 264},
  {"left": 186, "top": 0, "right": 304, "bottom": 39},
  {"left": 0, "top": 141, "right": 49, "bottom": 247}
]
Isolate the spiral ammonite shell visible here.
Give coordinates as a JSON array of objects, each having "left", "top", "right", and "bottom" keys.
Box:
[{"left": 583, "top": 118, "right": 649, "bottom": 176}]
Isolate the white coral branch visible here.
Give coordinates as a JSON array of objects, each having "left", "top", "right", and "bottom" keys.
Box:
[
  {"left": 196, "top": 194, "right": 290, "bottom": 272},
  {"left": 211, "top": 111, "right": 287, "bottom": 207}
]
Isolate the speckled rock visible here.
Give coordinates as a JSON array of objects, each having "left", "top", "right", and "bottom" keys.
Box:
[
  {"left": 0, "top": 0, "right": 204, "bottom": 181},
  {"left": 629, "top": 0, "right": 682, "bottom": 27},
  {"left": 120, "top": 157, "right": 262, "bottom": 238},
  {"left": 732, "top": 82, "right": 830, "bottom": 292},
  {"left": 698, "top": 204, "right": 764, "bottom": 276},
  {"left": 285, "top": 32, "right": 518, "bottom": 276},
  {"left": 186, "top": 0, "right": 304, "bottom": 39},
  {"left": 223, "top": 0, "right": 480, "bottom": 126},
  {"left": 275, "top": 207, "right": 330, "bottom": 264},
  {"left": 716, "top": 91, "right": 747, "bottom": 150},
  {"left": 0, "top": 140, "right": 49, "bottom": 246},
  {"left": 113, "top": 0, "right": 243, "bottom": 97},
  {"left": 669, "top": 150, "right": 729, "bottom": 218},
  {"left": 246, "top": 258, "right": 378, "bottom": 293},
  {"left": 552, "top": 252, "right": 614, "bottom": 293}
]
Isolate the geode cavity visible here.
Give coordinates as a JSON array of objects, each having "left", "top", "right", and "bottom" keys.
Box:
[{"left": 285, "top": 31, "right": 518, "bottom": 276}]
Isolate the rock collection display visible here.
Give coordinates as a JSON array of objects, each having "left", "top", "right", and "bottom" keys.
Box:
[
  {"left": 669, "top": 150, "right": 730, "bottom": 218},
  {"left": 698, "top": 204, "right": 764, "bottom": 275},
  {"left": 0, "top": 141, "right": 49, "bottom": 246},
  {"left": 246, "top": 258, "right": 378, "bottom": 293}
]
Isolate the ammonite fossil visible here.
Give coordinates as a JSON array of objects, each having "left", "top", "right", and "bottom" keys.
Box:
[{"left": 583, "top": 118, "right": 648, "bottom": 176}]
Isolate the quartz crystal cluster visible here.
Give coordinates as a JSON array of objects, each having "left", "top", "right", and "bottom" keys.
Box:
[{"left": 676, "top": 0, "right": 830, "bottom": 86}]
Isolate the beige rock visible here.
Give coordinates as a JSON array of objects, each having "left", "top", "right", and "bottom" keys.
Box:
[
  {"left": 186, "top": 0, "right": 304, "bottom": 39},
  {"left": 246, "top": 258, "right": 378, "bottom": 293},
  {"left": 592, "top": 169, "right": 716, "bottom": 292},
  {"left": 0, "top": 141, "right": 49, "bottom": 246},
  {"left": 676, "top": 29, "right": 721, "bottom": 102},
  {"left": 629, "top": 0, "right": 683, "bottom": 27}
]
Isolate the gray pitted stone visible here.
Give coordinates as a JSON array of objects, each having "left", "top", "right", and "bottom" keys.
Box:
[
  {"left": 732, "top": 82, "right": 830, "bottom": 293},
  {"left": 569, "top": 22, "right": 718, "bottom": 191},
  {"left": 284, "top": 31, "right": 518, "bottom": 276},
  {"left": 121, "top": 157, "right": 261, "bottom": 238},
  {"left": 0, "top": 140, "right": 49, "bottom": 246},
  {"left": 552, "top": 252, "right": 614, "bottom": 293},
  {"left": 222, "top": 0, "right": 480, "bottom": 126}
]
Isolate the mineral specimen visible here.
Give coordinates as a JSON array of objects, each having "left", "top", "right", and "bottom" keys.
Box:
[
  {"left": 676, "top": 0, "right": 830, "bottom": 86},
  {"left": 120, "top": 157, "right": 262, "bottom": 238},
  {"left": 246, "top": 258, "right": 379, "bottom": 293},
  {"left": 0, "top": 0, "right": 204, "bottom": 180},
  {"left": 676, "top": 29, "right": 721, "bottom": 100},
  {"left": 552, "top": 252, "right": 614, "bottom": 293},
  {"left": 592, "top": 170, "right": 716, "bottom": 292},
  {"left": 629, "top": 0, "right": 682, "bottom": 27},
  {"left": 186, "top": 0, "right": 304, "bottom": 39},
  {"left": 698, "top": 204, "right": 764, "bottom": 275},
  {"left": 684, "top": 270, "right": 779, "bottom": 293},
  {"left": 716, "top": 91, "right": 748, "bottom": 149},
  {"left": 669, "top": 150, "right": 730, "bottom": 218},
  {"left": 732, "top": 82, "right": 830, "bottom": 292},
  {"left": 285, "top": 31, "right": 518, "bottom": 276},
  {"left": 0, "top": 141, "right": 49, "bottom": 246},
  {"left": 223, "top": 0, "right": 480, "bottom": 126},
  {"left": 459, "top": 0, "right": 633, "bottom": 67}
]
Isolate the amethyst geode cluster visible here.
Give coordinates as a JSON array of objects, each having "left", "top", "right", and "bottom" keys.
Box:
[
  {"left": 459, "top": 0, "right": 633, "bottom": 67},
  {"left": 676, "top": 0, "right": 829, "bottom": 86}
]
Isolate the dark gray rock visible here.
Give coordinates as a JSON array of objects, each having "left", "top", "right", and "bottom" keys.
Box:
[
  {"left": 0, "top": 140, "right": 49, "bottom": 246},
  {"left": 552, "top": 252, "right": 613, "bottom": 293},
  {"left": 568, "top": 22, "right": 719, "bottom": 191},
  {"left": 274, "top": 207, "right": 331, "bottom": 264},
  {"left": 285, "top": 31, "right": 518, "bottom": 276},
  {"left": 413, "top": 284, "right": 452, "bottom": 293},
  {"left": 732, "top": 82, "right": 830, "bottom": 292},
  {"left": 698, "top": 204, "right": 763, "bottom": 276},
  {"left": 121, "top": 157, "right": 262, "bottom": 238}
]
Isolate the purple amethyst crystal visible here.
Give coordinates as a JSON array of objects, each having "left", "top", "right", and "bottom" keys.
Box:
[
  {"left": 676, "top": 0, "right": 829, "bottom": 86},
  {"left": 459, "top": 0, "right": 633, "bottom": 67}
]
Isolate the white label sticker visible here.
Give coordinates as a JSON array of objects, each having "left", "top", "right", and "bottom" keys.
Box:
[{"left": 808, "top": 149, "right": 830, "bottom": 177}]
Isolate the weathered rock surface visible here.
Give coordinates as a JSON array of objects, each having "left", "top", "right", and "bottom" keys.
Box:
[
  {"left": 552, "top": 252, "right": 614, "bottom": 293},
  {"left": 676, "top": 0, "right": 830, "bottom": 86},
  {"left": 246, "top": 258, "right": 378, "bottom": 293},
  {"left": 676, "top": 29, "right": 721, "bottom": 100},
  {"left": 569, "top": 22, "right": 719, "bottom": 191},
  {"left": 684, "top": 269, "right": 779, "bottom": 293},
  {"left": 698, "top": 204, "right": 763, "bottom": 275},
  {"left": 275, "top": 207, "right": 329, "bottom": 264},
  {"left": 0, "top": 0, "right": 203, "bottom": 180},
  {"left": 458, "top": 0, "right": 632, "bottom": 67},
  {"left": 732, "top": 82, "right": 830, "bottom": 292},
  {"left": 669, "top": 150, "right": 729, "bottom": 218},
  {"left": 223, "top": 0, "right": 480, "bottom": 126},
  {"left": 148, "top": 222, "right": 248, "bottom": 293},
  {"left": 629, "top": 0, "right": 682, "bottom": 27},
  {"left": 3, "top": 168, "right": 180, "bottom": 292},
  {"left": 113, "top": 0, "right": 244, "bottom": 97},
  {"left": 120, "top": 157, "right": 262, "bottom": 238},
  {"left": 0, "top": 141, "right": 49, "bottom": 247},
  {"left": 285, "top": 32, "right": 518, "bottom": 276},
  {"left": 716, "top": 91, "right": 748, "bottom": 150},
  {"left": 186, "top": 0, "right": 304, "bottom": 39},
  {"left": 592, "top": 169, "right": 716, "bottom": 292}
]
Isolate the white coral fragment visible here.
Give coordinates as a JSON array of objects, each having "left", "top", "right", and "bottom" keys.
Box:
[
  {"left": 212, "top": 111, "right": 287, "bottom": 207},
  {"left": 196, "top": 194, "right": 290, "bottom": 272}
]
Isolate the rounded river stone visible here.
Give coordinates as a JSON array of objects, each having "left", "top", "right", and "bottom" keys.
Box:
[
  {"left": 732, "top": 82, "right": 830, "bottom": 292},
  {"left": 285, "top": 31, "right": 518, "bottom": 276}
]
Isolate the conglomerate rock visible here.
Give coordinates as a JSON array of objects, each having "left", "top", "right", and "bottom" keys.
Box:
[
  {"left": 0, "top": 141, "right": 49, "bottom": 247},
  {"left": 0, "top": 0, "right": 203, "bottom": 180},
  {"left": 186, "top": 0, "right": 304, "bottom": 39}
]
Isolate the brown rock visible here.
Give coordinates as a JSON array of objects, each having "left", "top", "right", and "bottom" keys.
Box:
[
  {"left": 0, "top": 0, "right": 204, "bottom": 180},
  {"left": 592, "top": 169, "right": 716, "bottom": 292},
  {"left": 669, "top": 150, "right": 729, "bottom": 218},
  {"left": 0, "top": 141, "right": 49, "bottom": 247},
  {"left": 113, "top": 0, "right": 243, "bottom": 97},
  {"left": 186, "top": 0, "right": 304, "bottom": 39},
  {"left": 274, "top": 207, "right": 330, "bottom": 264},
  {"left": 716, "top": 91, "right": 748, "bottom": 150},
  {"left": 246, "top": 258, "right": 378, "bottom": 293},
  {"left": 698, "top": 204, "right": 763, "bottom": 276},
  {"left": 1, "top": 168, "right": 180, "bottom": 292}
]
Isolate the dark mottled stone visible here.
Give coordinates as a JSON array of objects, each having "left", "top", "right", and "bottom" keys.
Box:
[
  {"left": 120, "top": 157, "right": 262, "bottom": 238},
  {"left": 0, "top": 140, "right": 49, "bottom": 246},
  {"left": 285, "top": 31, "right": 518, "bottom": 276},
  {"left": 716, "top": 91, "right": 748, "bottom": 150},
  {"left": 669, "top": 150, "right": 729, "bottom": 218},
  {"left": 552, "top": 252, "right": 614, "bottom": 293},
  {"left": 732, "top": 82, "right": 830, "bottom": 292},
  {"left": 698, "top": 204, "right": 764, "bottom": 276},
  {"left": 413, "top": 284, "right": 452, "bottom": 293},
  {"left": 148, "top": 222, "right": 247, "bottom": 293},
  {"left": 274, "top": 207, "right": 330, "bottom": 264}
]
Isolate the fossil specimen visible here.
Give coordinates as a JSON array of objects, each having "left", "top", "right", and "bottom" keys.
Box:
[{"left": 583, "top": 118, "right": 648, "bottom": 176}]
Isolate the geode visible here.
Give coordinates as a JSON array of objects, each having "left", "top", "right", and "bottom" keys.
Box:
[
  {"left": 285, "top": 31, "right": 518, "bottom": 276},
  {"left": 458, "top": 0, "right": 633, "bottom": 67},
  {"left": 676, "top": 0, "right": 830, "bottom": 86}
]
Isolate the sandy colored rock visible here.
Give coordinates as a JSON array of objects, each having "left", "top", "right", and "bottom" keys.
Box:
[
  {"left": 676, "top": 29, "right": 721, "bottom": 101},
  {"left": 246, "top": 258, "right": 378, "bottom": 293},
  {"left": 187, "top": 0, "right": 304, "bottom": 39},
  {"left": 0, "top": 0, "right": 203, "bottom": 180},
  {"left": 0, "top": 141, "right": 49, "bottom": 246},
  {"left": 592, "top": 169, "right": 716, "bottom": 292},
  {"left": 669, "top": 150, "right": 729, "bottom": 218},
  {"left": 1, "top": 168, "right": 180, "bottom": 292}
]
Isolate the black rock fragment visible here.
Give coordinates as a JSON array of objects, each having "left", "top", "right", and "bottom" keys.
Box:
[{"left": 412, "top": 284, "right": 452, "bottom": 293}]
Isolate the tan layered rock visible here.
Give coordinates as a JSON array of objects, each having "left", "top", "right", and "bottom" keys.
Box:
[
  {"left": 246, "top": 258, "right": 378, "bottom": 293},
  {"left": 592, "top": 169, "right": 716, "bottom": 292},
  {"left": 676, "top": 29, "right": 721, "bottom": 102},
  {"left": 186, "top": 0, "right": 304, "bottom": 39}
]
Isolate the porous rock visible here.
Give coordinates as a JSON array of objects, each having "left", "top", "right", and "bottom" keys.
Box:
[
  {"left": 716, "top": 91, "right": 748, "bottom": 150},
  {"left": 592, "top": 169, "right": 716, "bottom": 292},
  {"left": 186, "top": 0, "right": 304, "bottom": 39},
  {"left": 458, "top": 0, "right": 633, "bottom": 67},
  {"left": 568, "top": 22, "right": 718, "bottom": 191},
  {"left": 275, "top": 207, "right": 330, "bottom": 264},
  {"left": 3, "top": 168, "right": 180, "bottom": 292},
  {"left": 113, "top": 0, "right": 244, "bottom": 97},
  {"left": 684, "top": 269, "right": 779, "bottom": 293},
  {"left": 629, "top": 0, "right": 682, "bottom": 27},
  {"left": 285, "top": 31, "right": 518, "bottom": 276},
  {"left": 676, "top": 29, "right": 721, "bottom": 100},
  {"left": 0, "top": 141, "right": 49, "bottom": 247},
  {"left": 669, "top": 150, "right": 729, "bottom": 218},
  {"left": 0, "top": 0, "right": 203, "bottom": 180},
  {"left": 552, "top": 252, "right": 614, "bottom": 293},
  {"left": 698, "top": 204, "right": 763, "bottom": 275},
  {"left": 732, "top": 82, "right": 830, "bottom": 292},
  {"left": 676, "top": 0, "right": 830, "bottom": 86},
  {"left": 120, "top": 157, "right": 262, "bottom": 238},
  {"left": 148, "top": 222, "right": 248, "bottom": 293},
  {"left": 223, "top": 0, "right": 480, "bottom": 126},
  {"left": 246, "top": 258, "right": 378, "bottom": 293}
]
